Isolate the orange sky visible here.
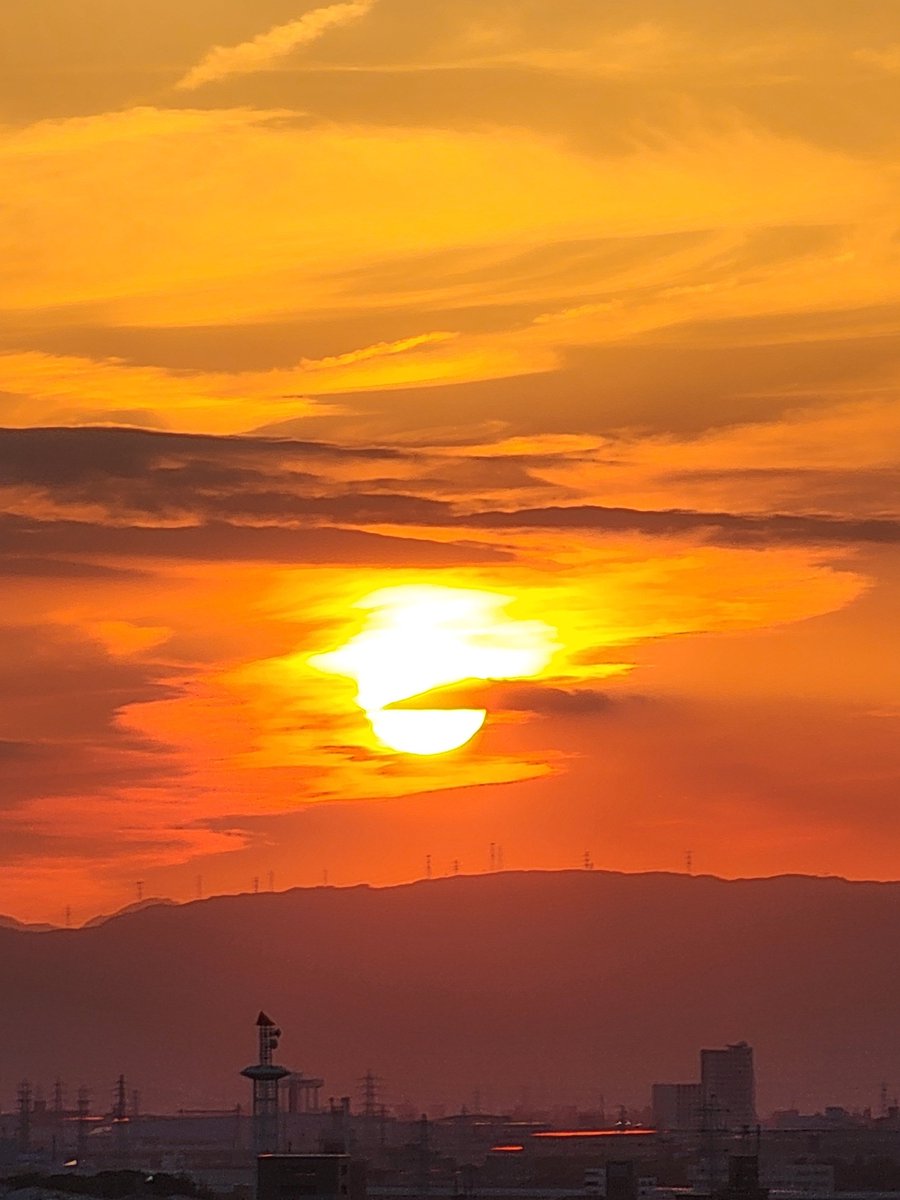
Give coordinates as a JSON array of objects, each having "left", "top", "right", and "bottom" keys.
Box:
[{"left": 1, "top": 0, "right": 899, "bottom": 924}]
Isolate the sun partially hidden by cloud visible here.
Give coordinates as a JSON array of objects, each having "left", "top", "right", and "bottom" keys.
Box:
[{"left": 310, "top": 585, "right": 557, "bottom": 754}]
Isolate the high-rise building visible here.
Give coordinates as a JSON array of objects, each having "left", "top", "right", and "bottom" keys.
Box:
[{"left": 700, "top": 1041, "right": 756, "bottom": 1129}]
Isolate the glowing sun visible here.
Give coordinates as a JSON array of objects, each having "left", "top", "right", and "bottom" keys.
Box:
[{"left": 310, "top": 585, "right": 556, "bottom": 755}]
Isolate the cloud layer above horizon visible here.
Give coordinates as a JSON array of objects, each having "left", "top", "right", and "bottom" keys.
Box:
[{"left": 1, "top": 0, "right": 898, "bottom": 922}]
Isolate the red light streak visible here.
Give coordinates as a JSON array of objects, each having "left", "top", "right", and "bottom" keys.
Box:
[{"left": 531, "top": 1129, "right": 656, "bottom": 1139}]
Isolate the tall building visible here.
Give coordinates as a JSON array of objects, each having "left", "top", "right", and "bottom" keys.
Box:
[
  {"left": 700, "top": 1041, "right": 756, "bottom": 1129},
  {"left": 651, "top": 1082, "right": 702, "bottom": 1131}
]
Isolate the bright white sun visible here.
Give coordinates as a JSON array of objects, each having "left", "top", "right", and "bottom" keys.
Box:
[
  {"left": 310, "top": 585, "right": 555, "bottom": 756},
  {"left": 369, "top": 708, "right": 488, "bottom": 756}
]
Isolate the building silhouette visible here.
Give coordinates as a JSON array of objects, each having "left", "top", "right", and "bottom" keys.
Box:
[
  {"left": 701, "top": 1042, "right": 756, "bottom": 1130},
  {"left": 652, "top": 1082, "right": 702, "bottom": 1131}
]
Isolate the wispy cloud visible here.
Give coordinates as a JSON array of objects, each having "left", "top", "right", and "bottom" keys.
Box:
[
  {"left": 854, "top": 44, "right": 900, "bottom": 73},
  {"left": 176, "top": 1, "right": 376, "bottom": 91}
]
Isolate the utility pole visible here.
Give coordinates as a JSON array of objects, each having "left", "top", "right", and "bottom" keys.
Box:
[
  {"left": 17, "top": 1080, "right": 31, "bottom": 1156},
  {"left": 113, "top": 1073, "right": 129, "bottom": 1161},
  {"left": 76, "top": 1087, "right": 90, "bottom": 1161}
]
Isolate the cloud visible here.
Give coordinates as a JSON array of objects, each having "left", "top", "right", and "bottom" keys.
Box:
[
  {"left": 176, "top": 1, "right": 377, "bottom": 91},
  {"left": 2, "top": 101, "right": 889, "bottom": 345},
  {"left": 854, "top": 45, "right": 900, "bottom": 74},
  {"left": 0, "top": 740, "right": 31, "bottom": 760},
  {"left": 0, "top": 513, "right": 508, "bottom": 567},
  {"left": 2, "top": 426, "right": 896, "bottom": 555},
  {"left": 0, "top": 556, "right": 143, "bottom": 579},
  {"left": 390, "top": 678, "right": 626, "bottom": 716},
  {"left": 0, "top": 337, "right": 478, "bottom": 434},
  {"left": 463, "top": 504, "right": 900, "bottom": 547},
  {"left": 0, "top": 425, "right": 403, "bottom": 485},
  {"left": 0, "top": 622, "right": 185, "bottom": 832}
]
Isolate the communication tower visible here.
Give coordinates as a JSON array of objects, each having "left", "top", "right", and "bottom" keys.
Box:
[{"left": 241, "top": 1011, "right": 290, "bottom": 1154}]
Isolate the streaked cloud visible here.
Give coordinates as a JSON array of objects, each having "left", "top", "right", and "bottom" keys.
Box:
[{"left": 177, "top": 1, "right": 377, "bottom": 91}]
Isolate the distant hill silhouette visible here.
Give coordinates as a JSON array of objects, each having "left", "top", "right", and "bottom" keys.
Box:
[
  {"left": 0, "top": 913, "right": 57, "bottom": 932},
  {"left": 83, "top": 897, "right": 179, "bottom": 928},
  {"left": 0, "top": 871, "right": 897, "bottom": 1116}
]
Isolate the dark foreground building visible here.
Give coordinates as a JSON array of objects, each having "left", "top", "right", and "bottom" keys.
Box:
[{"left": 257, "top": 1154, "right": 366, "bottom": 1200}]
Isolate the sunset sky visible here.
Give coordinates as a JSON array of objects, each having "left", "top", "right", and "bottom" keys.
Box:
[{"left": 2, "top": 0, "right": 899, "bottom": 924}]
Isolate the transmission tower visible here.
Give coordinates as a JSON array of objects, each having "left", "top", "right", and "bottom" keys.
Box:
[{"left": 358, "top": 1069, "right": 383, "bottom": 1118}]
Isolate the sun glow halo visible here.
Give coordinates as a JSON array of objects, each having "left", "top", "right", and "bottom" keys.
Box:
[{"left": 310, "top": 585, "right": 556, "bottom": 756}]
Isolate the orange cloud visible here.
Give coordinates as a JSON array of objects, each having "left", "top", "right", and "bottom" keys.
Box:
[{"left": 177, "top": 1, "right": 377, "bottom": 91}]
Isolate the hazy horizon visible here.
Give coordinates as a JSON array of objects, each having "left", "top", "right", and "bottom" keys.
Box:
[{"left": 3, "top": 870, "right": 898, "bottom": 1116}]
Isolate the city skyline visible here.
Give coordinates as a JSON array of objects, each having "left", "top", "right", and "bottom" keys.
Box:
[{"left": 0, "top": 871, "right": 897, "bottom": 1116}]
